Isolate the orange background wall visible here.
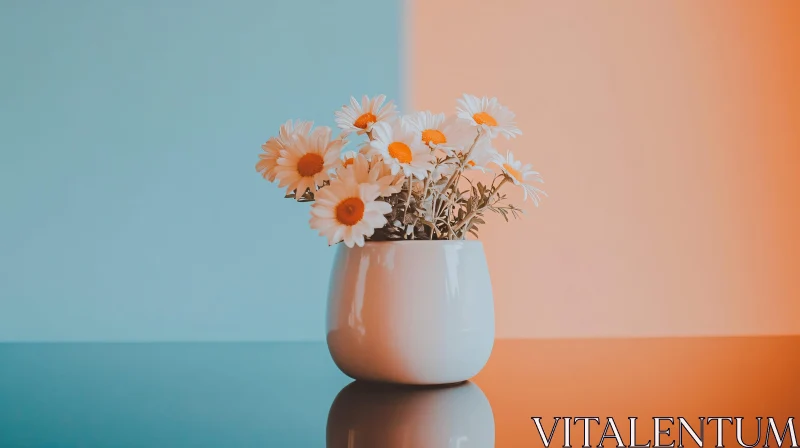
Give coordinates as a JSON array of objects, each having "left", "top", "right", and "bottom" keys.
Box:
[{"left": 408, "top": 1, "right": 800, "bottom": 338}]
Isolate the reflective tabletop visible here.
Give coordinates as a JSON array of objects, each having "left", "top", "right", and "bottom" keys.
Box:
[{"left": 1, "top": 337, "right": 797, "bottom": 447}]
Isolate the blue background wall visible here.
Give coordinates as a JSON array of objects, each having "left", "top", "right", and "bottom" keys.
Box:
[{"left": 0, "top": 0, "right": 402, "bottom": 341}]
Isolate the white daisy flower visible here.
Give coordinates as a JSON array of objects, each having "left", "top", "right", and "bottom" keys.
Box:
[
  {"left": 334, "top": 153, "right": 403, "bottom": 196},
  {"left": 434, "top": 134, "right": 498, "bottom": 180},
  {"left": 338, "top": 150, "right": 358, "bottom": 170},
  {"left": 370, "top": 157, "right": 405, "bottom": 196},
  {"left": 463, "top": 134, "right": 500, "bottom": 173},
  {"left": 335, "top": 153, "right": 406, "bottom": 197},
  {"left": 309, "top": 174, "right": 392, "bottom": 248},
  {"left": 403, "top": 111, "right": 473, "bottom": 155},
  {"left": 274, "top": 126, "right": 345, "bottom": 199},
  {"left": 369, "top": 121, "right": 434, "bottom": 179},
  {"left": 256, "top": 137, "right": 283, "bottom": 182},
  {"left": 456, "top": 94, "right": 522, "bottom": 139},
  {"left": 493, "top": 150, "right": 546, "bottom": 205},
  {"left": 256, "top": 120, "right": 313, "bottom": 182},
  {"left": 334, "top": 94, "right": 397, "bottom": 136}
]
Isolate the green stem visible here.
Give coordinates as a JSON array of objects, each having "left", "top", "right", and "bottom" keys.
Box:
[{"left": 432, "top": 130, "right": 482, "bottom": 225}]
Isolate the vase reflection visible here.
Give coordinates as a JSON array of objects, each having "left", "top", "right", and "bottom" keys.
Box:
[{"left": 326, "top": 380, "right": 495, "bottom": 447}]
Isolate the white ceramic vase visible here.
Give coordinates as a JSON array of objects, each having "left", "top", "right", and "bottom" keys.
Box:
[{"left": 326, "top": 240, "right": 495, "bottom": 385}]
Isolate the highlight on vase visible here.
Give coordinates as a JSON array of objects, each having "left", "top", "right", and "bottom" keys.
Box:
[{"left": 256, "top": 94, "right": 547, "bottom": 247}]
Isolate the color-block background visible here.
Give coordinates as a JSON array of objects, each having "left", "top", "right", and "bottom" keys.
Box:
[
  {"left": 1, "top": 0, "right": 798, "bottom": 341},
  {"left": 408, "top": 0, "right": 800, "bottom": 338},
  {"left": 0, "top": 0, "right": 402, "bottom": 341}
]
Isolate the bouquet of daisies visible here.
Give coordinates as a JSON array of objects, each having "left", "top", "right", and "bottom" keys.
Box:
[{"left": 256, "top": 94, "right": 545, "bottom": 247}]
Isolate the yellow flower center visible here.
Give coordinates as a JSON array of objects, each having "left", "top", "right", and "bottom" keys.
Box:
[
  {"left": 353, "top": 112, "right": 377, "bottom": 129},
  {"left": 503, "top": 163, "right": 522, "bottom": 181},
  {"left": 388, "top": 142, "right": 413, "bottom": 164},
  {"left": 297, "top": 153, "right": 324, "bottom": 177},
  {"left": 342, "top": 157, "right": 355, "bottom": 168},
  {"left": 421, "top": 129, "right": 447, "bottom": 146},
  {"left": 473, "top": 111, "right": 498, "bottom": 126},
  {"left": 336, "top": 197, "right": 365, "bottom": 226}
]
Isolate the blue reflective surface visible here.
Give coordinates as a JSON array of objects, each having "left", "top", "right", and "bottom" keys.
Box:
[
  {"left": 0, "top": 343, "right": 495, "bottom": 447},
  {"left": 0, "top": 343, "right": 351, "bottom": 446}
]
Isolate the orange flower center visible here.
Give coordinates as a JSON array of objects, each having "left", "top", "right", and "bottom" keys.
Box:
[
  {"left": 503, "top": 163, "right": 522, "bottom": 181},
  {"left": 353, "top": 112, "right": 377, "bottom": 129},
  {"left": 335, "top": 197, "right": 365, "bottom": 226},
  {"left": 297, "top": 153, "right": 324, "bottom": 177},
  {"left": 342, "top": 157, "right": 355, "bottom": 168},
  {"left": 421, "top": 129, "right": 447, "bottom": 146},
  {"left": 473, "top": 111, "right": 498, "bottom": 126},
  {"left": 388, "top": 142, "right": 413, "bottom": 164},
  {"left": 467, "top": 160, "right": 476, "bottom": 167}
]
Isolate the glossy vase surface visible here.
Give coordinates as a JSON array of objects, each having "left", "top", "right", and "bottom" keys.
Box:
[
  {"left": 326, "top": 381, "right": 495, "bottom": 447},
  {"left": 326, "top": 240, "right": 495, "bottom": 385}
]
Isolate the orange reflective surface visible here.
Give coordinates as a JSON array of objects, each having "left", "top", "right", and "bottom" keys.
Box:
[{"left": 475, "top": 337, "right": 800, "bottom": 447}]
